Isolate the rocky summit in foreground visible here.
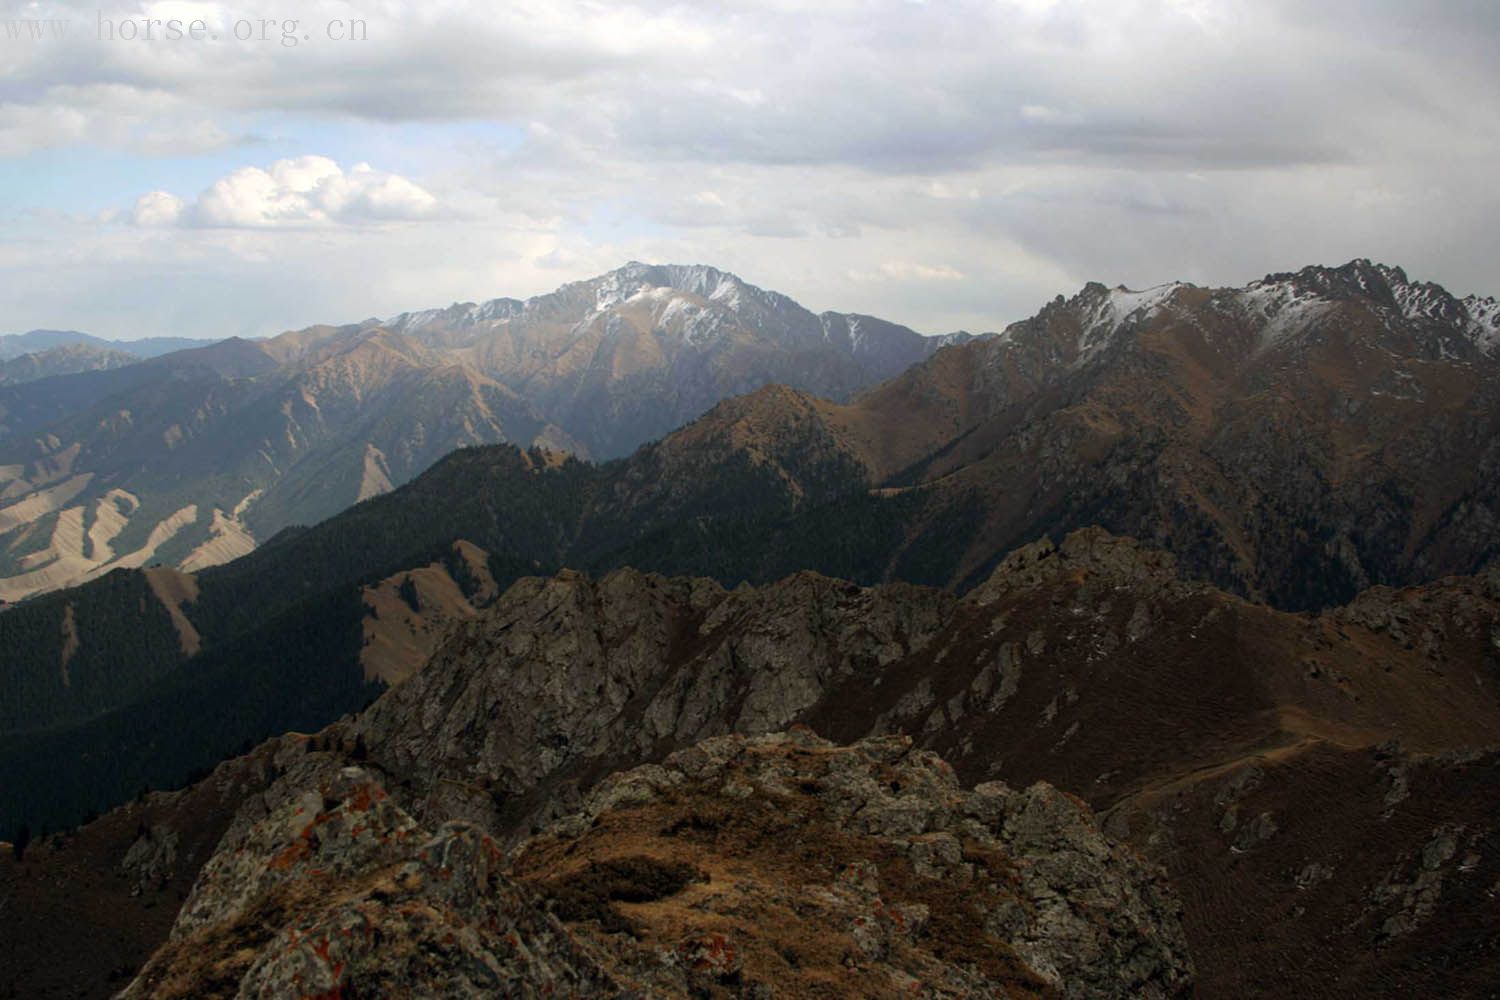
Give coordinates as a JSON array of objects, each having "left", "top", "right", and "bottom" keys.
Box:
[
  {"left": 120, "top": 731, "right": 1191, "bottom": 999},
  {"left": 4, "top": 527, "right": 1499, "bottom": 998}
]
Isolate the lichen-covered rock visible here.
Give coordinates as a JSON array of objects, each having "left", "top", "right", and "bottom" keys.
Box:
[
  {"left": 167, "top": 765, "right": 419, "bottom": 937},
  {"left": 119, "top": 773, "right": 627, "bottom": 1000},
  {"left": 123, "top": 732, "right": 1190, "bottom": 999},
  {"left": 234, "top": 823, "right": 627, "bottom": 999},
  {"left": 513, "top": 729, "right": 1194, "bottom": 999},
  {"left": 119, "top": 824, "right": 180, "bottom": 895}
]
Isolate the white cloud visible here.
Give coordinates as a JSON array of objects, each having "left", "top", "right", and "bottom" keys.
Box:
[
  {"left": 849, "top": 262, "right": 967, "bottom": 283},
  {"left": 130, "top": 189, "right": 184, "bottom": 225},
  {"left": 133, "top": 156, "right": 439, "bottom": 228}
]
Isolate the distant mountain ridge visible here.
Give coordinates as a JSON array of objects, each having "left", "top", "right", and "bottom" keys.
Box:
[
  {"left": 376, "top": 261, "right": 973, "bottom": 457},
  {"left": 691, "top": 258, "right": 1500, "bottom": 606},
  {"left": 0, "top": 264, "right": 962, "bottom": 602},
  {"left": 0, "top": 343, "right": 138, "bottom": 386},
  {"left": 0, "top": 329, "right": 219, "bottom": 361}
]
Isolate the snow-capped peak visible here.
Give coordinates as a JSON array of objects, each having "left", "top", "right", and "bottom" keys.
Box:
[
  {"left": 587, "top": 262, "right": 776, "bottom": 317},
  {"left": 385, "top": 297, "right": 523, "bottom": 335},
  {"left": 1076, "top": 282, "right": 1185, "bottom": 360},
  {"left": 1466, "top": 295, "right": 1500, "bottom": 355},
  {"left": 1243, "top": 261, "right": 1498, "bottom": 357},
  {"left": 1235, "top": 278, "right": 1337, "bottom": 352}
]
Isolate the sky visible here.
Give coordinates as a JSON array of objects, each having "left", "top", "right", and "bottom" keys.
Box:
[{"left": 1, "top": 0, "right": 1497, "bottom": 340}]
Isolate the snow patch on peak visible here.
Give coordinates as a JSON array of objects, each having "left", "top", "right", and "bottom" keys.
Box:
[
  {"left": 386, "top": 297, "right": 522, "bottom": 335},
  {"left": 1109, "top": 283, "right": 1182, "bottom": 321},
  {"left": 1392, "top": 281, "right": 1444, "bottom": 319},
  {"left": 1386, "top": 278, "right": 1467, "bottom": 328},
  {"left": 626, "top": 284, "right": 680, "bottom": 305},
  {"left": 1076, "top": 283, "right": 1183, "bottom": 360},
  {"left": 594, "top": 269, "right": 651, "bottom": 312},
  {"left": 1236, "top": 280, "right": 1336, "bottom": 352},
  {"left": 615, "top": 282, "right": 735, "bottom": 348},
  {"left": 471, "top": 298, "right": 524, "bottom": 323},
  {"left": 815, "top": 312, "right": 904, "bottom": 357},
  {"left": 391, "top": 307, "right": 440, "bottom": 328},
  {"left": 845, "top": 315, "right": 866, "bottom": 350},
  {"left": 662, "top": 294, "right": 731, "bottom": 347},
  {"left": 1466, "top": 296, "right": 1500, "bottom": 355},
  {"left": 707, "top": 275, "right": 745, "bottom": 311},
  {"left": 593, "top": 263, "right": 754, "bottom": 316}
]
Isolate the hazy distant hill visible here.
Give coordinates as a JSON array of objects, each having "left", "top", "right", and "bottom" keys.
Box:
[
  {"left": 380, "top": 261, "right": 973, "bottom": 457},
  {"left": 0, "top": 329, "right": 218, "bottom": 361},
  {"left": 0, "top": 343, "right": 138, "bottom": 385}
]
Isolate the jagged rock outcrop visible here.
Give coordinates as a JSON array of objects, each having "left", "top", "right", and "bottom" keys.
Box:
[
  {"left": 8, "top": 530, "right": 1500, "bottom": 999},
  {"left": 122, "top": 731, "right": 1192, "bottom": 999},
  {"left": 348, "top": 567, "right": 955, "bottom": 834},
  {"left": 964, "top": 527, "right": 1201, "bottom": 605},
  {"left": 518, "top": 730, "right": 1191, "bottom": 999},
  {"left": 121, "top": 761, "right": 628, "bottom": 1000}
]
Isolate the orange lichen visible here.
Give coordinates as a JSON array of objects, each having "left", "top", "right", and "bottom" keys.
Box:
[{"left": 268, "top": 842, "right": 312, "bottom": 871}]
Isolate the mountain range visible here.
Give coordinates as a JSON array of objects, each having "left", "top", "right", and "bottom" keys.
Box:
[
  {"left": 0, "top": 264, "right": 963, "bottom": 603},
  {"left": 4, "top": 259, "right": 1499, "bottom": 830},
  {"left": 0, "top": 330, "right": 219, "bottom": 363},
  {"left": 2, "top": 258, "right": 1499, "bottom": 998}
]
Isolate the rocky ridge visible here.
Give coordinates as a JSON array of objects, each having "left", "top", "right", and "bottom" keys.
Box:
[
  {"left": 122, "top": 730, "right": 1190, "bottom": 999},
  {"left": 5, "top": 528, "right": 1500, "bottom": 998},
  {"left": 686, "top": 259, "right": 1500, "bottom": 608}
]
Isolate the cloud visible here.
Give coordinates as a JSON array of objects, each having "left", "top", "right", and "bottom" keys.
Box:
[
  {"left": 849, "top": 262, "right": 966, "bottom": 283},
  {"left": 131, "top": 156, "right": 439, "bottom": 228},
  {"left": 9, "top": 0, "right": 1488, "bottom": 170},
  {"left": 129, "top": 189, "right": 183, "bottom": 225},
  {"left": 1, "top": 1, "right": 1497, "bottom": 340}
]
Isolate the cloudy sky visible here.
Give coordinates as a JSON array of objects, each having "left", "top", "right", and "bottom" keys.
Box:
[{"left": 1, "top": 0, "right": 1497, "bottom": 340}]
